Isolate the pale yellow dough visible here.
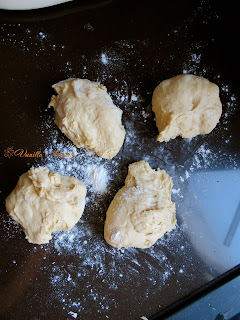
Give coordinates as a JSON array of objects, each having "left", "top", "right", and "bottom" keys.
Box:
[
  {"left": 152, "top": 74, "right": 222, "bottom": 142},
  {"left": 104, "top": 160, "right": 176, "bottom": 249},
  {"left": 49, "top": 78, "right": 126, "bottom": 159},
  {"left": 5, "top": 167, "right": 86, "bottom": 244}
]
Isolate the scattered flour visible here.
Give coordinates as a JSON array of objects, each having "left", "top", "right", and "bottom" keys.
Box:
[
  {"left": 172, "top": 188, "right": 183, "bottom": 198},
  {"left": 101, "top": 53, "right": 108, "bottom": 65},
  {"left": 185, "top": 170, "right": 190, "bottom": 179},
  {"left": 131, "top": 93, "right": 138, "bottom": 102},
  {"left": 68, "top": 311, "right": 78, "bottom": 319},
  {"left": 1, "top": 13, "right": 239, "bottom": 320},
  {"left": 189, "top": 143, "right": 218, "bottom": 171},
  {"left": 179, "top": 176, "right": 184, "bottom": 182},
  {"left": 47, "top": 220, "right": 186, "bottom": 318},
  {"left": 84, "top": 164, "right": 109, "bottom": 194},
  {"left": 39, "top": 31, "right": 47, "bottom": 39},
  {"left": 39, "top": 128, "right": 113, "bottom": 198}
]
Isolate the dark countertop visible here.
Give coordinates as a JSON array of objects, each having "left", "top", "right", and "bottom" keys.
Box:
[
  {"left": 0, "top": 1, "right": 239, "bottom": 319},
  {"left": 166, "top": 274, "right": 240, "bottom": 320}
]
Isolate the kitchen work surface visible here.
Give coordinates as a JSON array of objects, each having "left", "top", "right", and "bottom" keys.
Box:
[
  {"left": 166, "top": 275, "right": 240, "bottom": 320},
  {"left": 0, "top": 1, "right": 239, "bottom": 319}
]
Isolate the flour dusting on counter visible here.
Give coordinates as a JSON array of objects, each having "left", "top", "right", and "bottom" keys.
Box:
[
  {"left": 34, "top": 43, "right": 239, "bottom": 317},
  {"left": 37, "top": 128, "right": 113, "bottom": 199},
  {"left": 1, "top": 16, "right": 239, "bottom": 320}
]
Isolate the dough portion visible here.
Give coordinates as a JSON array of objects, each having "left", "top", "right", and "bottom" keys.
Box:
[
  {"left": 49, "top": 78, "right": 126, "bottom": 159},
  {"left": 104, "top": 160, "right": 176, "bottom": 249},
  {"left": 152, "top": 74, "right": 222, "bottom": 142},
  {"left": 5, "top": 167, "right": 86, "bottom": 244}
]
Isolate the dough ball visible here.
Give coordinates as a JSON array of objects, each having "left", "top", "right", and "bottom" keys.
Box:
[
  {"left": 152, "top": 74, "right": 222, "bottom": 142},
  {"left": 5, "top": 167, "right": 86, "bottom": 244},
  {"left": 49, "top": 78, "right": 126, "bottom": 159},
  {"left": 104, "top": 160, "right": 176, "bottom": 249}
]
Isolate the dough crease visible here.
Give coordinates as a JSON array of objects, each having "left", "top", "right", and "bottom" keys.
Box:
[
  {"left": 104, "top": 160, "right": 176, "bottom": 249},
  {"left": 6, "top": 167, "right": 87, "bottom": 244},
  {"left": 152, "top": 74, "right": 222, "bottom": 142},
  {"left": 49, "top": 78, "right": 126, "bottom": 159}
]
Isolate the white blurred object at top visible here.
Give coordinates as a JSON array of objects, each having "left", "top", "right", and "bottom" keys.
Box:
[{"left": 0, "top": 0, "right": 73, "bottom": 10}]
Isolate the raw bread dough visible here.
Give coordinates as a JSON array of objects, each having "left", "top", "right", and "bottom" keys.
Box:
[
  {"left": 49, "top": 78, "right": 126, "bottom": 159},
  {"left": 5, "top": 167, "right": 86, "bottom": 244},
  {"left": 104, "top": 160, "right": 176, "bottom": 249},
  {"left": 152, "top": 74, "right": 222, "bottom": 142}
]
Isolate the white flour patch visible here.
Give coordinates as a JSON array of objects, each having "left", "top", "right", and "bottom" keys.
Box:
[
  {"left": 179, "top": 176, "right": 184, "bottom": 182},
  {"left": 39, "top": 31, "right": 47, "bottom": 39},
  {"left": 182, "top": 51, "right": 203, "bottom": 74},
  {"left": 101, "top": 53, "right": 108, "bottom": 65},
  {"left": 44, "top": 183, "right": 186, "bottom": 316},
  {"left": 189, "top": 143, "right": 218, "bottom": 171},
  {"left": 172, "top": 188, "right": 183, "bottom": 198},
  {"left": 191, "top": 53, "right": 201, "bottom": 63},
  {"left": 110, "top": 80, "right": 129, "bottom": 104},
  {"left": 37, "top": 128, "right": 115, "bottom": 200},
  {"left": 68, "top": 311, "right": 78, "bottom": 318},
  {"left": 185, "top": 170, "right": 190, "bottom": 179},
  {"left": 51, "top": 221, "right": 181, "bottom": 278},
  {"left": 131, "top": 93, "right": 138, "bottom": 102},
  {"left": 0, "top": 215, "right": 22, "bottom": 240},
  {"left": 84, "top": 164, "right": 109, "bottom": 194}
]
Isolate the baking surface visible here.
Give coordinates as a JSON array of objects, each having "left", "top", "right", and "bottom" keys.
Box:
[{"left": 0, "top": 1, "right": 239, "bottom": 319}]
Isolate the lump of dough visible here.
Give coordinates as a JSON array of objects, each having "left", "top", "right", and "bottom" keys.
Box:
[
  {"left": 152, "top": 74, "right": 222, "bottom": 142},
  {"left": 5, "top": 167, "right": 86, "bottom": 244},
  {"left": 104, "top": 160, "right": 176, "bottom": 249},
  {"left": 49, "top": 78, "right": 126, "bottom": 159}
]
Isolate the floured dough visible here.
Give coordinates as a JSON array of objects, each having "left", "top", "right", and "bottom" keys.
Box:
[
  {"left": 152, "top": 74, "right": 222, "bottom": 142},
  {"left": 49, "top": 78, "right": 126, "bottom": 159},
  {"left": 5, "top": 167, "right": 86, "bottom": 244},
  {"left": 104, "top": 160, "right": 176, "bottom": 249}
]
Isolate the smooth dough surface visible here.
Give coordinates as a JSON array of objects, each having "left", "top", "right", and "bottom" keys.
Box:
[
  {"left": 5, "top": 167, "right": 86, "bottom": 244},
  {"left": 104, "top": 160, "right": 176, "bottom": 249},
  {"left": 152, "top": 74, "right": 222, "bottom": 142},
  {"left": 49, "top": 78, "right": 126, "bottom": 159}
]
